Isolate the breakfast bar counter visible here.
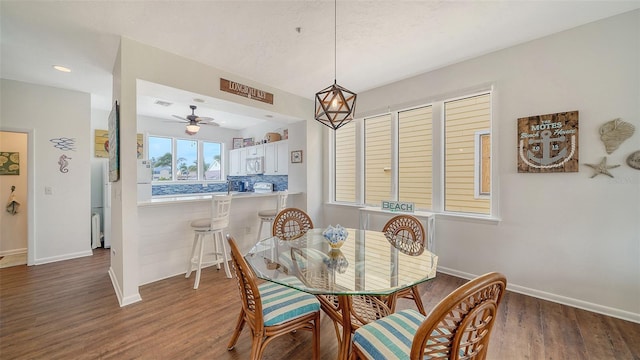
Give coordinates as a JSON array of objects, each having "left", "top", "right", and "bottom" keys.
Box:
[{"left": 137, "top": 191, "right": 299, "bottom": 285}]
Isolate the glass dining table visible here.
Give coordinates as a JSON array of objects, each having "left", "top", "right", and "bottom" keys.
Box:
[{"left": 245, "top": 227, "right": 438, "bottom": 360}]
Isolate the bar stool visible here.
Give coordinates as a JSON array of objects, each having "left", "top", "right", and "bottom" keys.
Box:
[
  {"left": 186, "top": 194, "right": 233, "bottom": 289},
  {"left": 256, "top": 191, "right": 288, "bottom": 241}
]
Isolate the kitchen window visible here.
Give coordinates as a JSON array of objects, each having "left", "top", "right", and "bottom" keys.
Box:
[
  {"left": 149, "top": 135, "right": 223, "bottom": 182},
  {"left": 332, "top": 91, "right": 493, "bottom": 217}
]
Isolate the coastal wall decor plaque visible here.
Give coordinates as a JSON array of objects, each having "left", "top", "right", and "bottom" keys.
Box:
[
  {"left": 95, "top": 129, "right": 109, "bottom": 158},
  {"left": 518, "top": 110, "right": 579, "bottom": 173},
  {"left": 599, "top": 118, "right": 635, "bottom": 154},
  {"left": 95, "top": 130, "right": 143, "bottom": 159},
  {"left": 627, "top": 150, "right": 640, "bottom": 170},
  {"left": 220, "top": 78, "right": 274, "bottom": 105}
]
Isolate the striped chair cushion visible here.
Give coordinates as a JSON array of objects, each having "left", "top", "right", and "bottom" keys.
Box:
[
  {"left": 258, "top": 282, "right": 320, "bottom": 326},
  {"left": 352, "top": 309, "right": 426, "bottom": 360}
]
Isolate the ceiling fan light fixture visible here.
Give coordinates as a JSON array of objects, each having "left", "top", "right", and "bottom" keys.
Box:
[{"left": 186, "top": 123, "right": 200, "bottom": 134}]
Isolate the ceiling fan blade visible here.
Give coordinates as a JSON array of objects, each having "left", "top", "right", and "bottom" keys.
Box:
[
  {"left": 195, "top": 116, "right": 215, "bottom": 122},
  {"left": 172, "top": 114, "right": 189, "bottom": 122},
  {"left": 201, "top": 122, "right": 220, "bottom": 127}
]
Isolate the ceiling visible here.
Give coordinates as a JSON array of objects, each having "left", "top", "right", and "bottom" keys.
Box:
[{"left": 2, "top": 1, "right": 639, "bottom": 129}]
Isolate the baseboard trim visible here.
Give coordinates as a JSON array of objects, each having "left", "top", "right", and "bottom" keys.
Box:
[
  {"left": 0, "top": 248, "right": 27, "bottom": 257},
  {"left": 437, "top": 266, "right": 640, "bottom": 324},
  {"left": 108, "top": 266, "right": 142, "bottom": 307},
  {"left": 33, "top": 250, "right": 93, "bottom": 265}
]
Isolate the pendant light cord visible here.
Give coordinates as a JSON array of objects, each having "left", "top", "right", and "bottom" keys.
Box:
[{"left": 334, "top": 0, "right": 337, "bottom": 83}]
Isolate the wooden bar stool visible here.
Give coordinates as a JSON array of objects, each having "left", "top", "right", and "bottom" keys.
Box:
[
  {"left": 186, "top": 194, "right": 233, "bottom": 289},
  {"left": 256, "top": 191, "right": 288, "bottom": 241}
]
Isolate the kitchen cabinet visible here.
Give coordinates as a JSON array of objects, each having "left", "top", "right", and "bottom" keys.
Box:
[
  {"left": 246, "top": 144, "right": 264, "bottom": 157},
  {"left": 229, "top": 148, "right": 247, "bottom": 175},
  {"left": 264, "top": 140, "right": 288, "bottom": 175}
]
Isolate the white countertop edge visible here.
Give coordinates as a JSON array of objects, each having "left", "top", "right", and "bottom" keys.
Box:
[{"left": 138, "top": 191, "right": 298, "bottom": 207}]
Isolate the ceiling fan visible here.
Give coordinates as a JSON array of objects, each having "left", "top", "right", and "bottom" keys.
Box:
[{"left": 171, "top": 105, "right": 218, "bottom": 135}]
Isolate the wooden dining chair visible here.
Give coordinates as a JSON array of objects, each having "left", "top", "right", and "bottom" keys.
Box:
[
  {"left": 226, "top": 235, "right": 321, "bottom": 360},
  {"left": 381, "top": 214, "right": 427, "bottom": 315},
  {"left": 351, "top": 272, "right": 507, "bottom": 360},
  {"left": 272, "top": 207, "right": 314, "bottom": 240}
]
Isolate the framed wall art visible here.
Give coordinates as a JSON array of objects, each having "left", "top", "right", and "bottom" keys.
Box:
[
  {"left": 95, "top": 129, "right": 109, "bottom": 158},
  {"left": 517, "top": 110, "right": 579, "bottom": 173},
  {"left": 233, "top": 138, "right": 243, "bottom": 149},
  {"left": 108, "top": 101, "right": 120, "bottom": 182},
  {"left": 0, "top": 152, "right": 20, "bottom": 175},
  {"left": 291, "top": 150, "right": 303, "bottom": 164},
  {"left": 243, "top": 137, "right": 254, "bottom": 147}
]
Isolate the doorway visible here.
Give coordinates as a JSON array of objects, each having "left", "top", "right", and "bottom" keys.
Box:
[{"left": 0, "top": 130, "right": 29, "bottom": 267}]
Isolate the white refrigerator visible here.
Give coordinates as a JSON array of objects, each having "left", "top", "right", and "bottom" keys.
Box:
[{"left": 137, "top": 159, "right": 152, "bottom": 202}]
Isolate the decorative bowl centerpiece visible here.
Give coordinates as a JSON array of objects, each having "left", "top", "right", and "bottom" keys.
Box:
[{"left": 322, "top": 224, "right": 348, "bottom": 249}]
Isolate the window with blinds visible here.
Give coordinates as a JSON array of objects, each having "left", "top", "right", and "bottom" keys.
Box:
[
  {"left": 331, "top": 91, "right": 493, "bottom": 218},
  {"left": 399, "top": 106, "right": 432, "bottom": 209},
  {"left": 364, "top": 114, "right": 392, "bottom": 206},
  {"left": 444, "top": 93, "right": 491, "bottom": 214},
  {"left": 335, "top": 121, "right": 356, "bottom": 203}
]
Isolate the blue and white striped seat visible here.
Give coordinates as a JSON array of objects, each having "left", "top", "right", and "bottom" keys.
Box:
[
  {"left": 352, "top": 273, "right": 507, "bottom": 360},
  {"left": 258, "top": 281, "right": 320, "bottom": 326},
  {"left": 352, "top": 309, "right": 425, "bottom": 360}
]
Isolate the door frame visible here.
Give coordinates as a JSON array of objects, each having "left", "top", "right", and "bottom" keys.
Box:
[{"left": 0, "top": 127, "right": 35, "bottom": 265}]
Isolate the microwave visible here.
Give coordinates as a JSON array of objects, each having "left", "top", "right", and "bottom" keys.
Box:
[{"left": 246, "top": 156, "right": 264, "bottom": 175}]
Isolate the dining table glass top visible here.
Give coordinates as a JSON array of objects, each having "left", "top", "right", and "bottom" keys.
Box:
[{"left": 245, "top": 228, "right": 438, "bottom": 296}]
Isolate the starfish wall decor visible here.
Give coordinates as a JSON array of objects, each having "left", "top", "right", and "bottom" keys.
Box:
[{"left": 584, "top": 156, "right": 620, "bottom": 178}]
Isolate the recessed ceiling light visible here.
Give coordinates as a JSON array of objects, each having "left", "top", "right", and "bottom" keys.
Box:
[{"left": 53, "top": 65, "right": 71, "bottom": 73}]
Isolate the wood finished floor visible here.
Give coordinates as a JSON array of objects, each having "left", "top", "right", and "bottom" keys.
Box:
[{"left": 1, "top": 248, "right": 639, "bottom": 359}]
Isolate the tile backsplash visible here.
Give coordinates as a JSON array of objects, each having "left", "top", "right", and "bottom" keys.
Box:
[{"left": 151, "top": 175, "right": 288, "bottom": 196}]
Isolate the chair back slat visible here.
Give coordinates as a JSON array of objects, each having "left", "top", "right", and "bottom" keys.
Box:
[
  {"left": 211, "top": 194, "right": 232, "bottom": 228},
  {"left": 272, "top": 208, "right": 314, "bottom": 240},
  {"left": 276, "top": 191, "right": 288, "bottom": 213},
  {"left": 382, "top": 215, "right": 425, "bottom": 255},
  {"left": 411, "top": 272, "right": 507, "bottom": 360},
  {"left": 227, "top": 235, "right": 264, "bottom": 333}
]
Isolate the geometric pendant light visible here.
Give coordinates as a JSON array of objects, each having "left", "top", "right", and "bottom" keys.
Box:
[{"left": 314, "top": 0, "right": 357, "bottom": 130}]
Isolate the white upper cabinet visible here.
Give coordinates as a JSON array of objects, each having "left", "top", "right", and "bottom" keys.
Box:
[
  {"left": 264, "top": 140, "right": 288, "bottom": 175},
  {"left": 246, "top": 144, "right": 264, "bottom": 157},
  {"left": 229, "top": 148, "right": 247, "bottom": 176}
]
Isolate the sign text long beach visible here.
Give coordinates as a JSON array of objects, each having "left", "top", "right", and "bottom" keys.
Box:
[{"left": 220, "top": 78, "right": 273, "bottom": 105}]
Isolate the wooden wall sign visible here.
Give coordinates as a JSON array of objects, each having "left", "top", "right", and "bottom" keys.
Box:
[
  {"left": 517, "top": 110, "right": 579, "bottom": 173},
  {"left": 220, "top": 78, "right": 273, "bottom": 105}
]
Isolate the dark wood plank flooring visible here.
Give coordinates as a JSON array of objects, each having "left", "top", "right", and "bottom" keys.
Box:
[{"left": 1, "top": 248, "right": 638, "bottom": 359}]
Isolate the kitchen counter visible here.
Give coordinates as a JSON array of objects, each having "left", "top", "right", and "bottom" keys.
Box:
[
  {"left": 136, "top": 190, "right": 301, "bottom": 285},
  {"left": 138, "top": 191, "right": 294, "bottom": 207}
]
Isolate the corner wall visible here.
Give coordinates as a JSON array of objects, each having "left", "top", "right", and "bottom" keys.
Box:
[
  {"left": 325, "top": 10, "right": 640, "bottom": 321},
  {"left": 110, "top": 38, "right": 315, "bottom": 305},
  {"left": 1, "top": 79, "right": 92, "bottom": 264}
]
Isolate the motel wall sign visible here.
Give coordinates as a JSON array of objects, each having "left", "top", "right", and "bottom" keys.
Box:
[{"left": 517, "top": 110, "right": 579, "bottom": 173}]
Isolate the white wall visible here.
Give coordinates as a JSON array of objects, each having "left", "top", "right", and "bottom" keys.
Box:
[
  {"left": 0, "top": 131, "right": 28, "bottom": 254},
  {"left": 1, "top": 79, "right": 93, "bottom": 264},
  {"left": 325, "top": 10, "right": 640, "bottom": 322},
  {"left": 111, "top": 38, "right": 316, "bottom": 305}
]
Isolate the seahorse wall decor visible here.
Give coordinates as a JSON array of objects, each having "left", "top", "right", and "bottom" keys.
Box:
[
  {"left": 599, "top": 118, "right": 635, "bottom": 154},
  {"left": 58, "top": 154, "right": 71, "bottom": 173}
]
